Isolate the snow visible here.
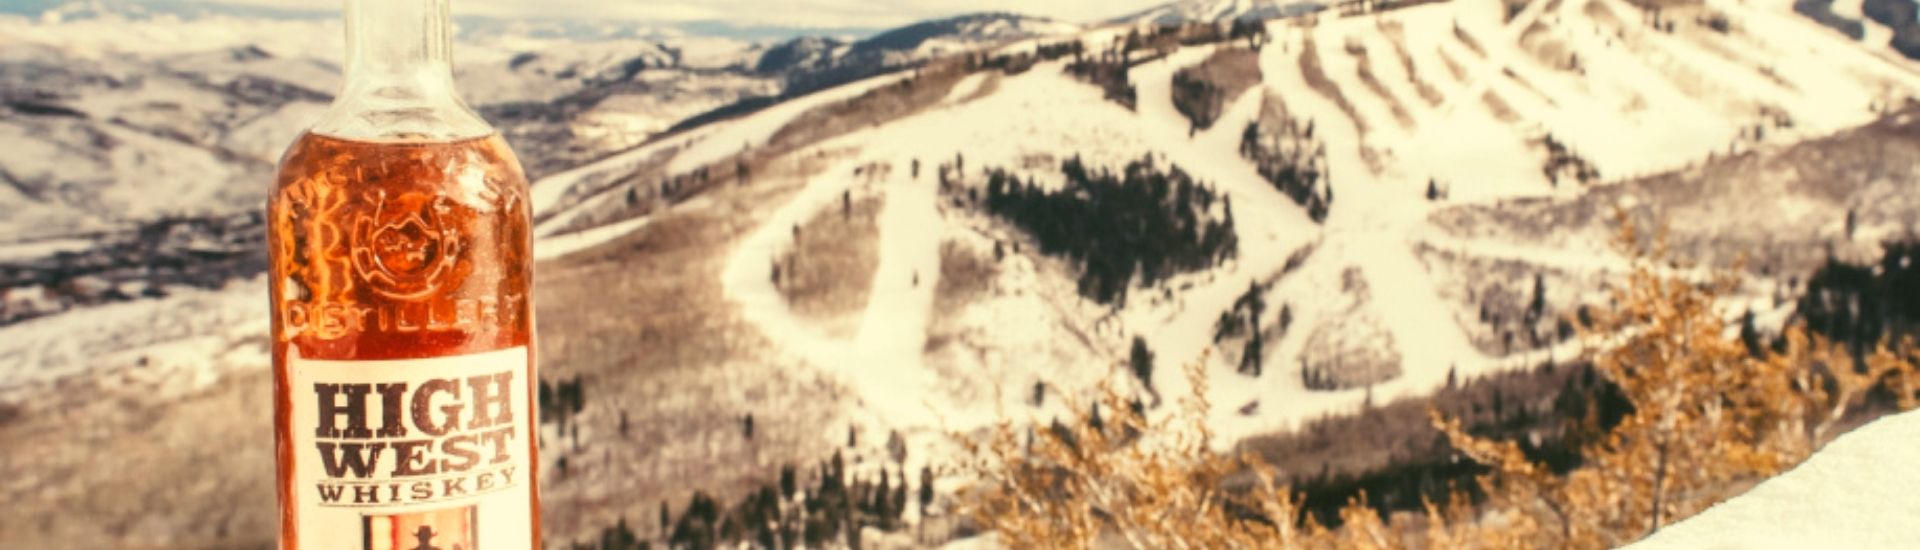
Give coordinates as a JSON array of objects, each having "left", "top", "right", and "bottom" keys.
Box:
[
  {"left": 0, "top": 238, "right": 95, "bottom": 262},
  {"left": 718, "top": 61, "right": 1163, "bottom": 438},
  {"left": 1632, "top": 410, "right": 1920, "bottom": 550},
  {"left": 943, "top": 72, "right": 989, "bottom": 104},
  {"left": 219, "top": 100, "right": 331, "bottom": 162},
  {"left": 530, "top": 71, "right": 911, "bottom": 238},
  {"left": 529, "top": 130, "right": 694, "bottom": 235},
  {"left": 534, "top": 215, "right": 652, "bottom": 261},
  {"left": 846, "top": 154, "right": 945, "bottom": 425},
  {"left": 666, "top": 71, "right": 910, "bottom": 176},
  {"left": 0, "top": 116, "right": 257, "bottom": 240},
  {"left": 0, "top": 278, "right": 269, "bottom": 405}
]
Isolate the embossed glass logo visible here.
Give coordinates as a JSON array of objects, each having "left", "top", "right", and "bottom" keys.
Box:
[{"left": 353, "top": 191, "right": 463, "bottom": 301}]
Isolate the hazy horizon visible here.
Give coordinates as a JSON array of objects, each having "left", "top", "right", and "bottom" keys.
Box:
[{"left": 1, "top": 0, "right": 1175, "bottom": 37}]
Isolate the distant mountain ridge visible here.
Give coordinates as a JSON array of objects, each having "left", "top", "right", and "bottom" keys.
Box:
[
  {"left": 1116, "top": 0, "right": 1325, "bottom": 24},
  {"left": 753, "top": 12, "right": 1078, "bottom": 99},
  {"left": 850, "top": 12, "right": 1079, "bottom": 54}
]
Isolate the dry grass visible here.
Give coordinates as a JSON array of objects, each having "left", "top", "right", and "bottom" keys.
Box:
[
  {"left": 0, "top": 367, "right": 277, "bottom": 548},
  {"left": 1520, "top": 19, "right": 1580, "bottom": 74},
  {"left": 1381, "top": 21, "right": 1446, "bottom": 107},
  {"left": 1191, "top": 46, "right": 1265, "bottom": 99},
  {"left": 1301, "top": 37, "right": 1371, "bottom": 136},
  {"left": 1482, "top": 90, "right": 1523, "bottom": 123},
  {"left": 933, "top": 240, "right": 998, "bottom": 314},
  {"left": 1172, "top": 46, "right": 1264, "bottom": 130},
  {"left": 1584, "top": 0, "right": 1624, "bottom": 27},
  {"left": 1503, "top": 66, "right": 1559, "bottom": 107},
  {"left": 1454, "top": 23, "right": 1489, "bottom": 58},
  {"left": 1244, "top": 362, "right": 1576, "bottom": 470},
  {"left": 923, "top": 239, "right": 1002, "bottom": 359},
  {"left": 1438, "top": 48, "right": 1471, "bottom": 84},
  {"left": 1350, "top": 40, "right": 1418, "bottom": 130},
  {"left": 767, "top": 63, "right": 970, "bottom": 154},
  {"left": 777, "top": 193, "right": 882, "bottom": 339},
  {"left": 533, "top": 151, "right": 858, "bottom": 543},
  {"left": 955, "top": 71, "right": 1003, "bottom": 105}
]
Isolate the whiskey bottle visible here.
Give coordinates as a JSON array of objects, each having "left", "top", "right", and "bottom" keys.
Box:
[{"left": 267, "top": 0, "right": 539, "bottom": 548}]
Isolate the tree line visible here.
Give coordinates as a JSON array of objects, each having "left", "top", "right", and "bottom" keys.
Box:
[{"left": 979, "top": 155, "right": 1239, "bottom": 306}]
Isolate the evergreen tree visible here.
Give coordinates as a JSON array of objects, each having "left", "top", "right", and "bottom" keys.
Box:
[
  {"left": 772, "top": 464, "right": 792, "bottom": 499},
  {"left": 918, "top": 466, "right": 935, "bottom": 516},
  {"left": 1529, "top": 273, "right": 1549, "bottom": 325},
  {"left": 1130, "top": 336, "right": 1156, "bottom": 388}
]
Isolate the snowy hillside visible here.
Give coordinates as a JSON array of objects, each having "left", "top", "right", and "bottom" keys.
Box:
[
  {"left": 523, "top": 0, "right": 1920, "bottom": 453},
  {"left": 1632, "top": 409, "right": 1920, "bottom": 549}
]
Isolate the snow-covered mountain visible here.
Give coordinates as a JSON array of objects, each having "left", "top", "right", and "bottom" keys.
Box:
[
  {"left": 511, "top": 0, "right": 1920, "bottom": 528},
  {"left": 1118, "top": 0, "right": 1327, "bottom": 25},
  {"left": 0, "top": 5, "right": 1077, "bottom": 241},
  {"left": 761, "top": 12, "right": 1080, "bottom": 95}
]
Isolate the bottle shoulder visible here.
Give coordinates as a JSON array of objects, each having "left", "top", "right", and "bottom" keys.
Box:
[
  {"left": 273, "top": 133, "right": 528, "bottom": 211},
  {"left": 310, "top": 77, "right": 495, "bottom": 143}
]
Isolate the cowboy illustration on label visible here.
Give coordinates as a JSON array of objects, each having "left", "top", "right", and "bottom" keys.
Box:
[{"left": 364, "top": 505, "right": 477, "bottom": 550}]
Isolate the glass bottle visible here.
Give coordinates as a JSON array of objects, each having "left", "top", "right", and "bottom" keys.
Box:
[{"left": 267, "top": 0, "right": 539, "bottom": 548}]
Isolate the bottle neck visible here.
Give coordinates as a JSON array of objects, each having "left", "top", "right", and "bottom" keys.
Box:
[
  {"left": 315, "top": 0, "right": 491, "bottom": 142},
  {"left": 344, "top": 0, "right": 454, "bottom": 91}
]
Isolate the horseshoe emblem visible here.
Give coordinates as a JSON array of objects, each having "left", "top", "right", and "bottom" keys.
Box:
[{"left": 352, "top": 191, "right": 463, "bottom": 301}]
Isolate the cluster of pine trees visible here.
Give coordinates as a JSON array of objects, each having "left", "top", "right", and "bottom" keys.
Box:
[
  {"left": 1281, "top": 360, "right": 1633, "bottom": 528},
  {"left": 1472, "top": 272, "right": 1576, "bottom": 356},
  {"left": 568, "top": 449, "right": 940, "bottom": 549},
  {"left": 1240, "top": 96, "right": 1334, "bottom": 222},
  {"left": 964, "top": 39, "right": 1085, "bottom": 76},
  {"left": 1214, "top": 281, "right": 1290, "bottom": 377},
  {"left": 980, "top": 155, "right": 1239, "bottom": 305},
  {"left": 1063, "top": 19, "right": 1271, "bottom": 114},
  {"left": 1541, "top": 133, "right": 1601, "bottom": 187},
  {"left": 1863, "top": 0, "right": 1920, "bottom": 60},
  {"left": 1064, "top": 48, "right": 1139, "bottom": 110},
  {"left": 538, "top": 376, "right": 587, "bottom": 430},
  {"left": 1798, "top": 240, "right": 1920, "bottom": 358}
]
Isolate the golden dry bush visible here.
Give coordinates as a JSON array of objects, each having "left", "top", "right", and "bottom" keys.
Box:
[
  {"left": 952, "top": 360, "right": 1382, "bottom": 549},
  {"left": 1431, "top": 211, "right": 1920, "bottom": 548}
]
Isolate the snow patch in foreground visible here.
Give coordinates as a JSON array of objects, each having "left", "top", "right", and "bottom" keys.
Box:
[{"left": 1633, "top": 410, "right": 1920, "bottom": 549}]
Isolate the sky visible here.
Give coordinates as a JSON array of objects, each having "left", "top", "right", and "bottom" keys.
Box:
[{"left": 5, "top": 0, "right": 1172, "bottom": 29}]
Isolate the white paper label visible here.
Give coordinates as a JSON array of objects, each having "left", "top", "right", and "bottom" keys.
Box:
[{"left": 289, "top": 347, "right": 534, "bottom": 550}]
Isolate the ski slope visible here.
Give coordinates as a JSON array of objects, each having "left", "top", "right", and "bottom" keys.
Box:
[{"left": 537, "top": 0, "right": 1920, "bottom": 448}]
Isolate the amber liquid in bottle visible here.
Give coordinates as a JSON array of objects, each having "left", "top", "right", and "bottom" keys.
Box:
[{"left": 269, "top": 1, "right": 539, "bottom": 548}]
